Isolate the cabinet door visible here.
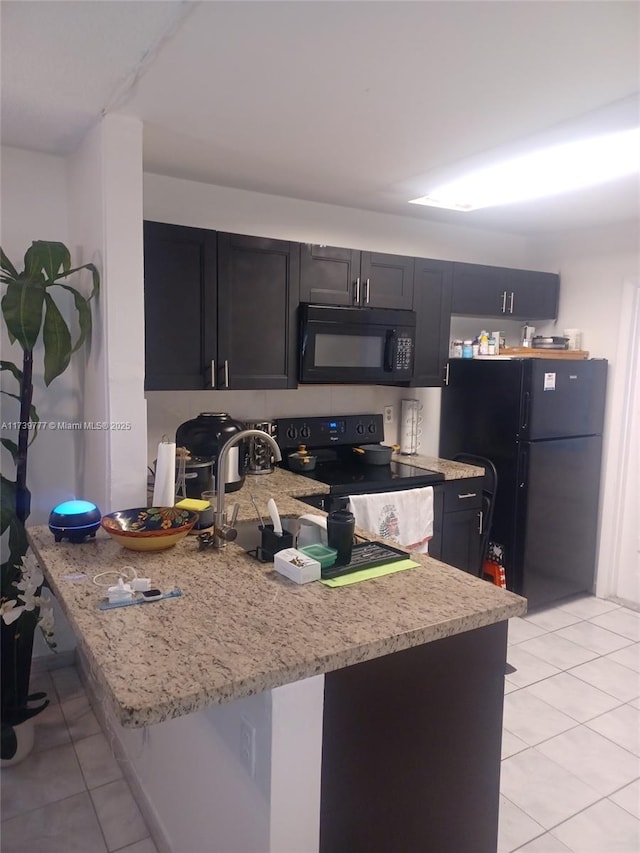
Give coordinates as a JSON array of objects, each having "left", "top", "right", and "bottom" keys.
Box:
[
  {"left": 299, "top": 244, "right": 360, "bottom": 305},
  {"left": 440, "top": 507, "right": 483, "bottom": 575},
  {"left": 143, "top": 221, "right": 217, "bottom": 391},
  {"left": 507, "top": 270, "right": 559, "bottom": 319},
  {"left": 360, "top": 252, "right": 415, "bottom": 309},
  {"left": 216, "top": 233, "right": 300, "bottom": 390},
  {"left": 452, "top": 262, "right": 559, "bottom": 320},
  {"left": 411, "top": 258, "right": 453, "bottom": 387},
  {"left": 451, "top": 262, "right": 510, "bottom": 317}
]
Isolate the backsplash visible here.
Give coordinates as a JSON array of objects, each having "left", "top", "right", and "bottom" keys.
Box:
[{"left": 146, "top": 385, "right": 441, "bottom": 464}]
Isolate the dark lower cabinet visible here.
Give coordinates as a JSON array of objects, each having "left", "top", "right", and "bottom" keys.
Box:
[
  {"left": 411, "top": 257, "right": 453, "bottom": 386},
  {"left": 430, "top": 478, "right": 483, "bottom": 575},
  {"left": 215, "top": 233, "right": 300, "bottom": 390},
  {"left": 320, "top": 621, "right": 507, "bottom": 853},
  {"left": 452, "top": 262, "right": 559, "bottom": 320},
  {"left": 144, "top": 223, "right": 300, "bottom": 391},
  {"left": 144, "top": 221, "right": 217, "bottom": 391}
]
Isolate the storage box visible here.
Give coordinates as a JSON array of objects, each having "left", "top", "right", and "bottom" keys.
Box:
[
  {"left": 274, "top": 548, "right": 321, "bottom": 584},
  {"left": 299, "top": 543, "right": 337, "bottom": 570}
]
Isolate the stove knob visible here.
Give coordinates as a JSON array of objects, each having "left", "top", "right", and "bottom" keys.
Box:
[
  {"left": 356, "top": 423, "right": 365, "bottom": 435},
  {"left": 367, "top": 422, "right": 376, "bottom": 434},
  {"left": 300, "top": 425, "right": 311, "bottom": 440},
  {"left": 286, "top": 426, "right": 298, "bottom": 441}
]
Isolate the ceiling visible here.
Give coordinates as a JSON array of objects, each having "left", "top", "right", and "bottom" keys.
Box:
[{"left": 2, "top": 1, "right": 639, "bottom": 236}]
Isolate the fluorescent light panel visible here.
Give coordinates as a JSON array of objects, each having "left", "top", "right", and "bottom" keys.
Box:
[{"left": 410, "top": 127, "right": 640, "bottom": 211}]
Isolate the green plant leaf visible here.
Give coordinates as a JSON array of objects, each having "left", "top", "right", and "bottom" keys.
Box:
[
  {"left": 27, "top": 241, "right": 71, "bottom": 282},
  {"left": 1, "top": 279, "right": 45, "bottom": 350},
  {"left": 56, "top": 262, "right": 100, "bottom": 301},
  {"left": 0, "top": 249, "right": 18, "bottom": 279},
  {"left": 0, "top": 474, "right": 17, "bottom": 536},
  {"left": 1, "top": 392, "right": 39, "bottom": 427},
  {"left": 1, "top": 438, "right": 19, "bottom": 464},
  {"left": 42, "top": 293, "right": 71, "bottom": 386},
  {"left": 55, "top": 284, "right": 91, "bottom": 353},
  {"left": 0, "top": 360, "right": 23, "bottom": 385}
]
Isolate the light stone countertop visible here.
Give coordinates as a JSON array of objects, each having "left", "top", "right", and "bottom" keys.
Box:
[
  {"left": 28, "top": 460, "right": 522, "bottom": 729},
  {"left": 391, "top": 452, "right": 485, "bottom": 480}
]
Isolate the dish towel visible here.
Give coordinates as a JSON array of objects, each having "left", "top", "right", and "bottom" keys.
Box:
[{"left": 348, "top": 487, "right": 434, "bottom": 554}]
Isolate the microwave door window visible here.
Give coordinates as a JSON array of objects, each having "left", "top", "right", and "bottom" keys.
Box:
[{"left": 314, "top": 333, "right": 383, "bottom": 369}]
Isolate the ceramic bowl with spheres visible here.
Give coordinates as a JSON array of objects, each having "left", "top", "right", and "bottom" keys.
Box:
[{"left": 100, "top": 507, "right": 198, "bottom": 551}]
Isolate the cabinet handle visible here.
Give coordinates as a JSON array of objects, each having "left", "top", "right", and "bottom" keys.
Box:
[
  {"left": 501, "top": 290, "right": 507, "bottom": 313},
  {"left": 509, "top": 291, "right": 515, "bottom": 314},
  {"left": 210, "top": 360, "right": 216, "bottom": 389},
  {"left": 354, "top": 277, "right": 361, "bottom": 304},
  {"left": 444, "top": 363, "right": 450, "bottom": 385},
  {"left": 224, "top": 360, "right": 229, "bottom": 389},
  {"left": 478, "top": 510, "right": 484, "bottom": 534},
  {"left": 364, "top": 278, "right": 370, "bottom": 304},
  {"left": 458, "top": 492, "right": 477, "bottom": 499}
]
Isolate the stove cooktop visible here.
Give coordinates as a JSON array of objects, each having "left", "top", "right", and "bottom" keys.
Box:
[{"left": 289, "top": 459, "right": 443, "bottom": 496}]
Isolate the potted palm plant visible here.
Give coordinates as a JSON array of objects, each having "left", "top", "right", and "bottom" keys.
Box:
[{"left": 1, "top": 241, "right": 99, "bottom": 762}]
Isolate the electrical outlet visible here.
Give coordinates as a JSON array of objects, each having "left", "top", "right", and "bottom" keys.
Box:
[
  {"left": 384, "top": 405, "right": 394, "bottom": 425},
  {"left": 240, "top": 716, "right": 256, "bottom": 777}
]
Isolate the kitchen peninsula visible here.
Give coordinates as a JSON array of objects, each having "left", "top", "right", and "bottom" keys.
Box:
[{"left": 28, "top": 462, "right": 526, "bottom": 853}]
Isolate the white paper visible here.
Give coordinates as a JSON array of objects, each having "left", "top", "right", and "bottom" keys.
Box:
[
  {"left": 153, "top": 441, "right": 176, "bottom": 506},
  {"left": 544, "top": 372, "right": 556, "bottom": 391}
]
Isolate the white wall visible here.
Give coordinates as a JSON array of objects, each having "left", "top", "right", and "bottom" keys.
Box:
[
  {"left": 143, "top": 173, "right": 531, "bottom": 461},
  {"left": 0, "top": 146, "right": 81, "bottom": 524},
  {"left": 68, "top": 114, "right": 148, "bottom": 514}
]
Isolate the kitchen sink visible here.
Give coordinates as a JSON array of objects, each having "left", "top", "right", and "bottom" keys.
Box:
[{"left": 232, "top": 517, "right": 301, "bottom": 553}]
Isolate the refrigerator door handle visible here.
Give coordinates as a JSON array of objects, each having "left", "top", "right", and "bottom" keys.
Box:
[
  {"left": 522, "top": 391, "right": 531, "bottom": 431},
  {"left": 518, "top": 447, "right": 528, "bottom": 489}
]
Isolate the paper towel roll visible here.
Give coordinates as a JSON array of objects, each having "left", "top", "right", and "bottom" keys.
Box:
[{"left": 153, "top": 441, "right": 176, "bottom": 506}]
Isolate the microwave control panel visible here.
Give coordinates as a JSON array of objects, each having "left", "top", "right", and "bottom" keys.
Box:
[
  {"left": 396, "top": 336, "right": 413, "bottom": 371},
  {"left": 274, "top": 414, "right": 385, "bottom": 451}
]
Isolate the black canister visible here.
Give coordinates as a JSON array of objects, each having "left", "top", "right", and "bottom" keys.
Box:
[
  {"left": 178, "top": 456, "right": 214, "bottom": 501},
  {"left": 176, "top": 413, "right": 246, "bottom": 494}
]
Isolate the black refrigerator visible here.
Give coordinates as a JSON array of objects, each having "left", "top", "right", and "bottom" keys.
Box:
[{"left": 439, "top": 358, "right": 607, "bottom": 609}]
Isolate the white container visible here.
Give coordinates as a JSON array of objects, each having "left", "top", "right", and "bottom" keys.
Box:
[
  {"left": 274, "top": 548, "right": 321, "bottom": 584},
  {"left": 563, "top": 329, "right": 582, "bottom": 351},
  {"left": 297, "top": 515, "right": 328, "bottom": 548}
]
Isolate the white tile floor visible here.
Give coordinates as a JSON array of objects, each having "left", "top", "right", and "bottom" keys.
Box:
[
  {"left": 500, "top": 596, "right": 640, "bottom": 853},
  {"left": 1, "top": 595, "right": 638, "bottom": 852}
]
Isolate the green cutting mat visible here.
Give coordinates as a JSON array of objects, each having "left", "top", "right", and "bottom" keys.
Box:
[{"left": 319, "top": 558, "right": 421, "bottom": 587}]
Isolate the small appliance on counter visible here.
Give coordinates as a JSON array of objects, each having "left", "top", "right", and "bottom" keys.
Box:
[
  {"left": 176, "top": 412, "right": 246, "bottom": 493},
  {"left": 244, "top": 421, "right": 276, "bottom": 474},
  {"left": 49, "top": 500, "right": 102, "bottom": 543}
]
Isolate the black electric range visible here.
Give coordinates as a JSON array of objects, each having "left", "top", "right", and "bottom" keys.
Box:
[{"left": 274, "top": 414, "right": 443, "bottom": 503}]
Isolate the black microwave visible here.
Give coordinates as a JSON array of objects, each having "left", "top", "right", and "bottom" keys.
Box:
[{"left": 298, "top": 303, "right": 416, "bottom": 385}]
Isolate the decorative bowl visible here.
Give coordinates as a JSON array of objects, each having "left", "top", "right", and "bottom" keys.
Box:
[{"left": 100, "top": 507, "right": 198, "bottom": 551}]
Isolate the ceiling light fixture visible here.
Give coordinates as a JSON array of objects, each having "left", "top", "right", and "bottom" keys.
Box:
[{"left": 409, "top": 127, "right": 640, "bottom": 212}]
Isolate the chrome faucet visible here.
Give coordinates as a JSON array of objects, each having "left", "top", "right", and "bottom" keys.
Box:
[{"left": 212, "top": 429, "right": 282, "bottom": 548}]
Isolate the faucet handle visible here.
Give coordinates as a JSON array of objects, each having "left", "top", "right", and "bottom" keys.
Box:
[{"left": 228, "top": 503, "right": 240, "bottom": 527}]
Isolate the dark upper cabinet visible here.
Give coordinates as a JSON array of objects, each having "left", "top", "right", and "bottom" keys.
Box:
[
  {"left": 300, "top": 245, "right": 414, "bottom": 308},
  {"left": 451, "top": 262, "right": 559, "bottom": 320},
  {"left": 215, "top": 233, "right": 300, "bottom": 390},
  {"left": 411, "top": 258, "right": 453, "bottom": 387},
  {"left": 144, "top": 221, "right": 217, "bottom": 391},
  {"left": 144, "top": 224, "right": 299, "bottom": 391}
]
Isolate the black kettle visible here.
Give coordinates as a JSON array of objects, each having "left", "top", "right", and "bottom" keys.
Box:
[{"left": 176, "top": 413, "right": 246, "bottom": 493}]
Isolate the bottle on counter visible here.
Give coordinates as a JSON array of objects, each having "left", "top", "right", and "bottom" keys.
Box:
[
  {"left": 462, "top": 339, "right": 473, "bottom": 359},
  {"left": 488, "top": 334, "right": 496, "bottom": 356},
  {"left": 472, "top": 337, "right": 480, "bottom": 358},
  {"left": 451, "top": 339, "right": 463, "bottom": 358},
  {"left": 493, "top": 331, "right": 504, "bottom": 355},
  {"left": 479, "top": 330, "right": 489, "bottom": 356}
]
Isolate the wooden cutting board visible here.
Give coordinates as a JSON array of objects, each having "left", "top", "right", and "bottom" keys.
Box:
[{"left": 500, "top": 347, "right": 590, "bottom": 359}]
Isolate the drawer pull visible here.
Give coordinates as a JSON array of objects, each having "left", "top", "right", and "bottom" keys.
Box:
[{"left": 457, "top": 492, "right": 477, "bottom": 499}]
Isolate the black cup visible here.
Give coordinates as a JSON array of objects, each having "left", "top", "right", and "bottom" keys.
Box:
[
  {"left": 259, "top": 524, "right": 293, "bottom": 562},
  {"left": 327, "top": 510, "right": 355, "bottom": 566}
]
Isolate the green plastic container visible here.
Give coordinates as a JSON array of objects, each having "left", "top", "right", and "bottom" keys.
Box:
[{"left": 299, "top": 543, "right": 338, "bottom": 570}]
